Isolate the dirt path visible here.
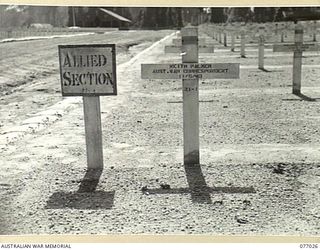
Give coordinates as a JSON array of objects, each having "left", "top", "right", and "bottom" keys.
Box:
[
  {"left": 0, "top": 30, "right": 173, "bottom": 146},
  {"left": 0, "top": 29, "right": 319, "bottom": 236}
]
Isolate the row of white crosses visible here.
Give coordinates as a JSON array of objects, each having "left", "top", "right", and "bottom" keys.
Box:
[
  {"left": 211, "top": 21, "right": 318, "bottom": 53},
  {"left": 275, "top": 21, "right": 318, "bottom": 43},
  {"left": 274, "top": 23, "right": 320, "bottom": 94},
  {"left": 206, "top": 24, "right": 248, "bottom": 57},
  {"left": 208, "top": 22, "right": 319, "bottom": 95},
  {"left": 213, "top": 21, "right": 318, "bottom": 44}
]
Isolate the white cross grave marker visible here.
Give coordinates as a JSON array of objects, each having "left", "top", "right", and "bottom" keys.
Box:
[
  {"left": 142, "top": 27, "right": 239, "bottom": 165},
  {"left": 58, "top": 44, "right": 117, "bottom": 182},
  {"left": 273, "top": 23, "right": 320, "bottom": 94}
]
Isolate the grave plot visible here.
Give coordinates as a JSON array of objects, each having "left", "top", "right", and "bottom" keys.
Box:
[{"left": 142, "top": 27, "right": 240, "bottom": 203}]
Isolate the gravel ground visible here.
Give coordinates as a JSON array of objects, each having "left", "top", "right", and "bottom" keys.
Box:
[{"left": 0, "top": 27, "right": 319, "bottom": 236}]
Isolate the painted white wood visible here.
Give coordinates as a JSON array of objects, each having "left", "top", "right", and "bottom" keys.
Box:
[
  {"left": 83, "top": 96, "right": 104, "bottom": 174},
  {"left": 181, "top": 27, "right": 200, "bottom": 165}
]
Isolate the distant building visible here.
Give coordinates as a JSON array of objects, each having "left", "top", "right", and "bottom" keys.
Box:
[{"left": 68, "top": 7, "right": 135, "bottom": 29}]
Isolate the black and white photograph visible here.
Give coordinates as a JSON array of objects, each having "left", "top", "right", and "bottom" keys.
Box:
[{"left": 0, "top": 4, "right": 319, "bottom": 236}]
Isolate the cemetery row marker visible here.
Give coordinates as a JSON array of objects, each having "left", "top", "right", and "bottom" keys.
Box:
[{"left": 58, "top": 44, "right": 117, "bottom": 182}]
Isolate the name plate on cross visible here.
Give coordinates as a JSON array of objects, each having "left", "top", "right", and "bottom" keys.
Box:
[
  {"left": 273, "top": 43, "right": 320, "bottom": 52},
  {"left": 142, "top": 63, "right": 239, "bottom": 80}
]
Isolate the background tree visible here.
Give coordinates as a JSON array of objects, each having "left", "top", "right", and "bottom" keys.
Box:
[{"left": 210, "top": 8, "right": 226, "bottom": 23}]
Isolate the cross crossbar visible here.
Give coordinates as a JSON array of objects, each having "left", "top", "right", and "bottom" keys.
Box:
[
  {"left": 273, "top": 43, "right": 320, "bottom": 52},
  {"left": 165, "top": 45, "right": 214, "bottom": 53}
]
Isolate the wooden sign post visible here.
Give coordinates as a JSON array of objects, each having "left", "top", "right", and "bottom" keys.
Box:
[
  {"left": 258, "top": 26, "right": 265, "bottom": 70},
  {"left": 273, "top": 23, "right": 320, "bottom": 94},
  {"left": 58, "top": 44, "right": 117, "bottom": 180},
  {"left": 142, "top": 27, "right": 239, "bottom": 165}
]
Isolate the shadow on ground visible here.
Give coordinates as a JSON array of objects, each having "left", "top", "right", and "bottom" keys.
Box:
[
  {"left": 145, "top": 164, "right": 256, "bottom": 204},
  {"left": 283, "top": 93, "right": 320, "bottom": 102},
  {"left": 46, "top": 168, "right": 115, "bottom": 210}
]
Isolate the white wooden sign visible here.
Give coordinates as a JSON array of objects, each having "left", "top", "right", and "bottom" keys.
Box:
[{"left": 59, "top": 44, "right": 117, "bottom": 96}]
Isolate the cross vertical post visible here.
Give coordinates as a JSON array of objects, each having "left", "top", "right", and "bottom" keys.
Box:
[
  {"left": 240, "top": 29, "right": 246, "bottom": 58},
  {"left": 141, "top": 28, "right": 239, "bottom": 167},
  {"left": 223, "top": 32, "right": 227, "bottom": 47},
  {"left": 292, "top": 23, "right": 303, "bottom": 95},
  {"left": 313, "top": 20, "right": 317, "bottom": 42},
  {"left": 231, "top": 32, "right": 235, "bottom": 52},
  {"left": 258, "top": 26, "right": 265, "bottom": 70},
  {"left": 181, "top": 27, "right": 200, "bottom": 165}
]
